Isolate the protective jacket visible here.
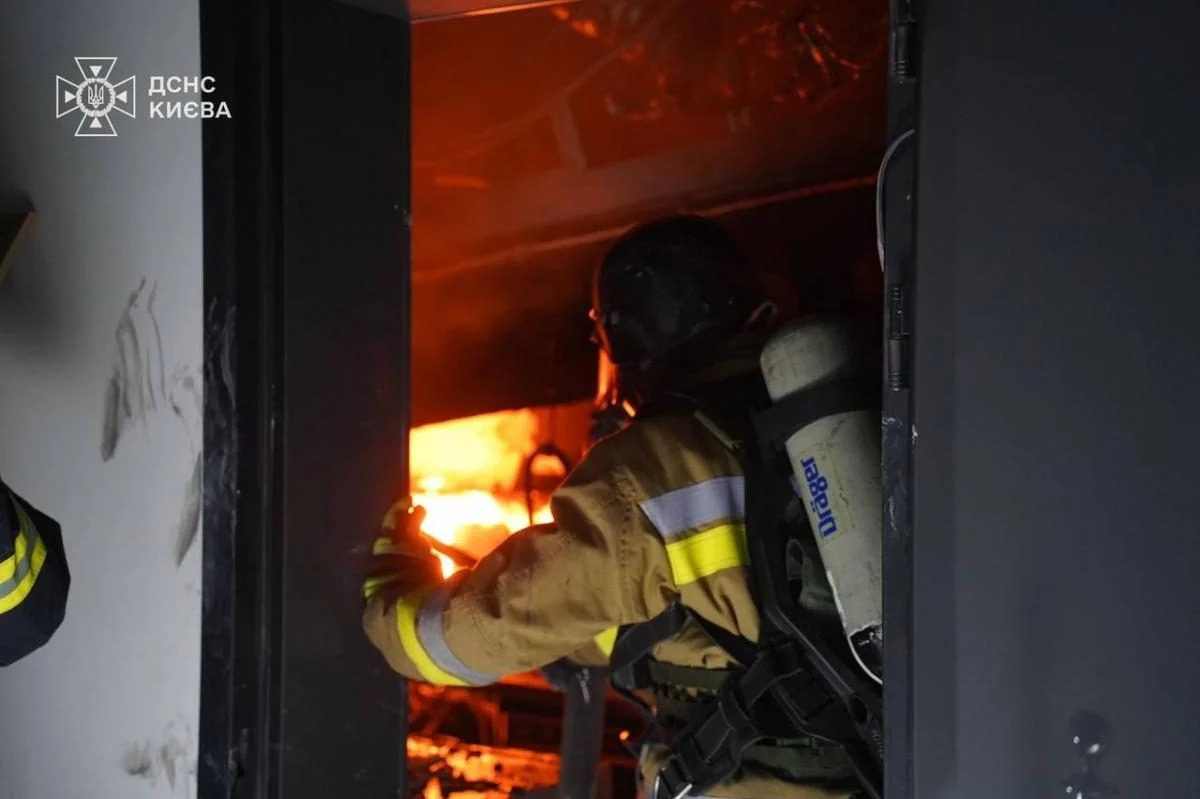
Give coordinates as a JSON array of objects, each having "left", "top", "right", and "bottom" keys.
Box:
[
  {"left": 363, "top": 342, "right": 861, "bottom": 798},
  {"left": 0, "top": 478, "right": 70, "bottom": 666}
]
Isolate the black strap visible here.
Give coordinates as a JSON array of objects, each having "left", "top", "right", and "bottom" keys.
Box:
[
  {"left": 750, "top": 429, "right": 884, "bottom": 798},
  {"left": 653, "top": 640, "right": 839, "bottom": 799},
  {"left": 617, "top": 376, "right": 884, "bottom": 799},
  {"left": 651, "top": 408, "right": 884, "bottom": 799},
  {"left": 653, "top": 440, "right": 819, "bottom": 799},
  {"left": 687, "top": 614, "right": 756, "bottom": 668},
  {"left": 754, "top": 377, "right": 878, "bottom": 451},
  {"left": 608, "top": 603, "right": 691, "bottom": 757},
  {"left": 611, "top": 604, "right": 758, "bottom": 685},
  {"left": 610, "top": 602, "right": 690, "bottom": 688}
]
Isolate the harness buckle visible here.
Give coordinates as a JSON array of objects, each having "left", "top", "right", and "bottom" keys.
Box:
[
  {"left": 653, "top": 757, "right": 694, "bottom": 799},
  {"left": 652, "top": 773, "right": 693, "bottom": 799}
]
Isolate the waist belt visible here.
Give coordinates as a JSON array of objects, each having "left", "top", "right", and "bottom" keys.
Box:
[
  {"left": 609, "top": 607, "right": 880, "bottom": 799},
  {"left": 651, "top": 637, "right": 868, "bottom": 799},
  {"left": 647, "top": 662, "right": 856, "bottom": 785}
]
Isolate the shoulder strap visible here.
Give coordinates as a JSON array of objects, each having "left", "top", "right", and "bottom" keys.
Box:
[
  {"left": 686, "top": 613, "right": 756, "bottom": 668},
  {"left": 612, "top": 374, "right": 885, "bottom": 795},
  {"left": 753, "top": 376, "right": 879, "bottom": 452},
  {"left": 649, "top": 430, "right": 884, "bottom": 799},
  {"left": 610, "top": 602, "right": 690, "bottom": 688}
]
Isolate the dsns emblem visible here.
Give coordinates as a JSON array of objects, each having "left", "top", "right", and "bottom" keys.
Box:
[{"left": 56, "top": 57, "right": 136, "bottom": 137}]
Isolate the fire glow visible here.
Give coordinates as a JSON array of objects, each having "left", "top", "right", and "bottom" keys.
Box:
[{"left": 411, "top": 409, "right": 559, "bottom": 577}]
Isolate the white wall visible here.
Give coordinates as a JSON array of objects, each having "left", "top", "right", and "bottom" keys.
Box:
[{"left": 0, "top": 2, "right": 203, "bottom": 798}]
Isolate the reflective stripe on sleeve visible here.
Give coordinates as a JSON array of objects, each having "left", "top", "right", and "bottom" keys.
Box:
[
  {"left": 362, "top": 573, "right": 403, "bottom": 600},
  {"left": 0, "top": 499, "right": 48, "bottom": 615},
  {"left": 663, "top": 523, "right": 748, "bottom": 586},
  {"left": 593, "top": 626, "right": 618, "bottom": 657},
  {"left": 394, "top": 579, "right": 500, "bottom": 687},
  {"left": 416, "top": 580, "right": 499, "bottom": 686},
  {"left": 638, "top": 476, "right": 745, "bottom": 541},
  {"left": 638, "top": 476, "right": 750, "bottom": 585}
]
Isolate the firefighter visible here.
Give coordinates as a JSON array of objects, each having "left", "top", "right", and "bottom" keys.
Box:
[
  {"left": 364, "top": 216, "right": 863, "bottom": 799},
  {"left": 0, "top": 475, "right": 70, "bottom": 666}
]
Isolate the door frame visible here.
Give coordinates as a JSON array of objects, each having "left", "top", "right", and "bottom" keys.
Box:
[{"left": 198, "top": 1, "right": 414, "bottom": 796}]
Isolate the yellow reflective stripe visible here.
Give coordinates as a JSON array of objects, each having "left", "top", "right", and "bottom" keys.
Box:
[
  {"left": 0, "top": 501, "right": 48, "bottom": 615},
  {"left": 362, "top": 573, "right": 402, "bottom": 600},
  {"left": 0, "top": 542, "right": 45, "bottom": 615},
  {"left": 663, "top": 523, "right": 749, "bottom": 587},
  {"left": 0, "top": 536, "right": 20, "bottom": 583},
  {"left": 0, "top": 506, "right": 30, "bottom": 584},
  {"left": 394, "top": 587, "right": 468, "bottom": 687},
  {"left": 593, "top": 626, "right": 618, "bottom": 657}
]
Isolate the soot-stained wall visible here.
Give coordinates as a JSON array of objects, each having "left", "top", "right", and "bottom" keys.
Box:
[{"left": 0, "top": 3, "right": 203, "bottom": 797}]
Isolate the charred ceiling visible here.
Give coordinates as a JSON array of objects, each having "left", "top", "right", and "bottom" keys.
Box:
[{"left": 411, "top": 0, "right": 888, "bottom": 426}]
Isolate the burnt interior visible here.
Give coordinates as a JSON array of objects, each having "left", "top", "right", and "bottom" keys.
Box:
[{"left": 408, "top": 1, "right": 888, "bottom": 797}]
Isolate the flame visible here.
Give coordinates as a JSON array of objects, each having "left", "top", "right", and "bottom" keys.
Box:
[
  {"left": 412, "top": 410, "right": 559, "bottom": 578},
  {"left": 408, "top": 735, "right": 559, "bottom": 798}
]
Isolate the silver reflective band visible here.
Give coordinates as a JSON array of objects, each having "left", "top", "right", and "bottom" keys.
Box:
[
  {"left": 0, "top": 536, "right": 37, "bottom": 600},
  {"left": 416, "top": 579, "right": 499, "bottom": 686},
  {"left": 0, "top": 500, "right": 44, "bottom": 611},
  {"left": 639, "top": 476, "right": 746, "bottom": 541}
]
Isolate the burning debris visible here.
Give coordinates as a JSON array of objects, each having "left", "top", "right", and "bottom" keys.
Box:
[
  {"left": 408, "top": 735, "right": 561, "bottom": 799},
  {"left": 410, "top": 408, "right": 574, "bottom": 577},
  {"left": 404, "top": 406, "right": 606, "bottom": 797}
]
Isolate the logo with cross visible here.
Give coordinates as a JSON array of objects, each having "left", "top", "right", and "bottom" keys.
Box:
[{"left": 56, "top": 57, "right": 136, "bottom": 137}]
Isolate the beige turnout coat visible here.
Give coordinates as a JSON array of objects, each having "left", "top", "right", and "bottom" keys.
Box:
[{"left": 365, "top": 357, "right": 858, "bottom": 799}]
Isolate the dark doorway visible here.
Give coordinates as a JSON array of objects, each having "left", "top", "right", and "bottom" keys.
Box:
[{"left": 199, "top": 2, "right": 890, "bottom": 798}]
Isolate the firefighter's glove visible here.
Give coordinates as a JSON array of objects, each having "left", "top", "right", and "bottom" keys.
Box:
[{"left": 362, "top": 500, "right": 442, "bottom": 602}]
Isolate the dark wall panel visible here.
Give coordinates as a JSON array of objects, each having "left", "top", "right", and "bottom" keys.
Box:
[{"left": 910, "top": 1, "right": 1200, "bottom": 797}]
